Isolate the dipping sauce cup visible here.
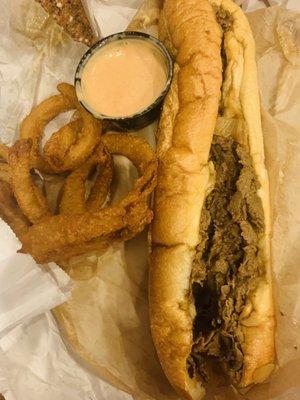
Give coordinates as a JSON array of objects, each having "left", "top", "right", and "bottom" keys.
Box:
[{"left": 75, "top": 31, "right": 173, "bottom": 131}]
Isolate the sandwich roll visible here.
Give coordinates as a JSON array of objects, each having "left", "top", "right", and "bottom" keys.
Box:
[{"left": 150, "top": 0, "right": 275, "bottom": 399}]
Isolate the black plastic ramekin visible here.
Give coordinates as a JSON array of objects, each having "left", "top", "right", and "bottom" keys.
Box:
[{"left": 75, "top": 31, "right": 173, "bottom": 131}]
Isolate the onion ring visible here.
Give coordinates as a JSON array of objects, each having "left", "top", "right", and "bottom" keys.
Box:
[
  {"left": 43, "top": 174, "right": 66, "bottom": 215},
  {"left": 54, "top": 202, "right": 153, "bottom": 262},
  {"left": 0, "top": 142, "right": 11, "bottom": 184},
  {"left": 9, "top": 139, "right": 51, "bottom": 224},
  {"left": 20, "top": 83, "right": 101, "bottom": 173},
  {"left": 86, "top": 154, "right": 113, "bottom": 212},
  {"left": 59, "top": 144, "right": 113, "bottom": 215},
  {"left": 20, "top": 94, "right": 73, "bottom": 173},
  {"left": 43, "top": 119, "right": 83, "bottom": 170},
  {"left": 0, "top": 142, "right": 9, "bottom": 162},
  {"left": 0, "top": 181, "right": 30, "bottom": 238},
  {"left": 0, "top": 163, "right": 10, "bottom": 184},
  {"left": 102, "top": 133, "right": 155, "bottom": 175},
  {"left": 21, "top": 134, "right": 157, "bottom": 263},
  {"left": 44, "top": 83, "right": 101, "bottom": 172}
]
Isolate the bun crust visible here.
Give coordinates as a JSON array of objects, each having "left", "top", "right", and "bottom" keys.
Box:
[
  {"left": 152, "top": 0, "right": 222, "bottom": 247},
  {"left": 150, "top": 0, "right": 275, "bottom": 398},
  {"left": 150, "top": 0, "right": 223, "bottom": 397},
  {"left": 150, "top": 246, "right": 205, "bottom": 400}
]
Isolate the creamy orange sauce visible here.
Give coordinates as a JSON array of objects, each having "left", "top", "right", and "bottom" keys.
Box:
[{"left": 80, "top": 39, "right": 168, "bottom": 117}]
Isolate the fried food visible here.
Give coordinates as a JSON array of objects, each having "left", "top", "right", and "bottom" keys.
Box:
[
  {"left": 0, "top": 163, "right": 10, "bottom": 184},
  {"left": 20, "top": 93, "right": 72, "bottom": 173},
  {"left": 102, "top": 133, "right": 155, "bottom": 174},
  {"left": 20, "top": 83, "right": 101, "bottom": 173},
  {"left": 9, "top": 139, "right": 51, "bottom": 224},
  {"left": 0, "top": 143, "right": 11, "bottom": 184},
  {"left": 59, "top": 143, "right": 113, "bottom": 215},
  {"left": 21, "top": 134, "right": 157, "bottom": 263},
  {"left": 43, "top": 174, "right": 66, "bottom": 214},
  {"left": 0, "top": 181, "right": 30, "bottom": 238},
  {"left": 0, "top": 142, "right": 9, "bottom": 162},
  {"left": 1, "top": 82, "right": 157, "bottom": 265},
  {"left": 44, "top": 83, "right": 101, "bottom": 172},
  {"left": 43, "top": 119, "right": 82, "bottom": 169},
  {"left": 86, "top": 151, "right": 113, "bottom": 212}
]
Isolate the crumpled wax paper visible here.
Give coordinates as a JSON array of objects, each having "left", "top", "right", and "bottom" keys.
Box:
[
  {"left": 85, "top": 0, "right": 144, "bottom": 37},
  {"left": 0, "top": 1, "right": 300, "bottom": 400},
  {"left": 244, "top": 5, "right": 300, "bottom": 399},
  {"left": 0, "top": 220, "right": 72, "bottom": 339}
]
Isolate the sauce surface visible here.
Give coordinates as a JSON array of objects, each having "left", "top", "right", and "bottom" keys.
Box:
[{"left": 80, "top": 39, "right": 168, "bottom": 117}]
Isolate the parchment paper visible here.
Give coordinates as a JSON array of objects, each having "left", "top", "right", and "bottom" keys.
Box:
[
  {"left": 245, "top": 6, "right": 300, "bottom": 399},
  {"left": 0, "top": 1, "right": 299, "bottom": 400},
  {"left": 0, "top": 220, "right": 72, "bottom": 339}
]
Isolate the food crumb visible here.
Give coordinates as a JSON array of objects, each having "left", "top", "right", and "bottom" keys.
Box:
[{"left": 56, "top": 2, "right": 62, "bottom": 8}]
